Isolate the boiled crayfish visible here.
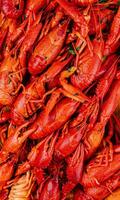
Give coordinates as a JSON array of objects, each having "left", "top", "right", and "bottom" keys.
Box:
[{"left": 0, "top": 0, "right": 119, "bottom": 199}]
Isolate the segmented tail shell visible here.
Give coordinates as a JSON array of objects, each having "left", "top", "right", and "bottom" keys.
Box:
[{"left": 8, "top": 171, "right": 34, "bottom": 200}]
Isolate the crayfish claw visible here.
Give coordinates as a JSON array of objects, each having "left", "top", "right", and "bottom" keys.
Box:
[{"left": 66, "top": 143, "right": 85, "bottom": 184}]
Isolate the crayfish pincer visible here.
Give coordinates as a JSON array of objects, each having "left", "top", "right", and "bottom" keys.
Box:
[
  {"left": 16, "top": 132, "right": 58, "bottom": 176},
  {"left": 0, "top": 122, "right": 35, "bottom": 164}
]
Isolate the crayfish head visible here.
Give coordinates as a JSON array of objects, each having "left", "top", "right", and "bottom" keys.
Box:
[
  {"left": 11, "top": 108, "right": 26, "bottom": 126},
  {"left": 28, "top": 55, "right": 47, "bottom": 75}
]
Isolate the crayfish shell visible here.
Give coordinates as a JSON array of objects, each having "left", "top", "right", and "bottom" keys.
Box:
[{"left": 8, "top": 171, "right": 34, "bottom": 200}]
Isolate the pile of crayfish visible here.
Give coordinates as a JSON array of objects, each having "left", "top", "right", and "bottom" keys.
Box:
[{"left": 0, "top": 0, "right": 120, "bottom": 199}]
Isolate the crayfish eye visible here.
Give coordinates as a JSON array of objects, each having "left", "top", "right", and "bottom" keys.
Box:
[{"left": 15, "top": 4, "right": 20, "bottom": 10}]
